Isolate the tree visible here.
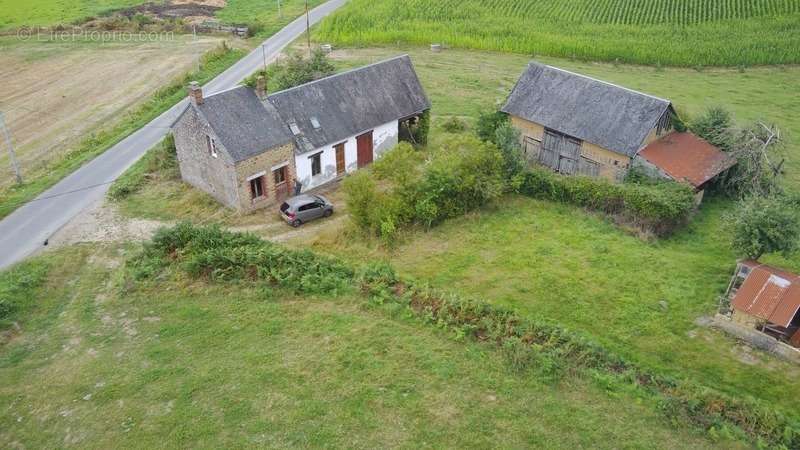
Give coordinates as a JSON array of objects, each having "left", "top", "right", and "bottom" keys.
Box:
[
  {"left": 729, "top": 195, "right": 800, "bottom": 260},
  {"left": 717, "top": 122, "right": 785, "bottom": 198},
  {"left": 476, "top": 110, "right": 508, "bottom": 143},
  {"left": 494, "top": 122, "right": 525, "bottom": 179},
  {"left": 691, "top": 106, "right": 734, "bottom": 152}
]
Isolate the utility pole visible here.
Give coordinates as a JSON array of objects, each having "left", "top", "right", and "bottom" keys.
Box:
[
  {"left": 305, "top": 0, "right": 311, "bottom": 54},
  {"left": 277, "top": 0, "right": 282, "bottom": 18},
  {"left": 261, "top": 44, "right": 268, "bottom": 74},
  {"left": 0, "top": 111, "right": 22, "bottom": 185}
]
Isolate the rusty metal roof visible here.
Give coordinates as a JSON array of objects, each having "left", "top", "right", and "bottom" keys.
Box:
[
  {"left": 638, "top": 132, "right": 736, "bottom": 189},
  {"left": 731, "top": 261, "right": 800, "bottom": 328}
]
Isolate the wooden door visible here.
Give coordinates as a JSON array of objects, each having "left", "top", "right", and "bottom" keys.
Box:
[
  {"left": 335, "top": 143, "right": 346, "bottom": 176},
  {"left": 356, "top": 131, "right": 374, "bottom": 168}
]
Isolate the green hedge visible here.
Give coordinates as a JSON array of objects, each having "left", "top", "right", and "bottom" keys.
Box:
[
  {"left": 131, "top": 223, "right": 800, "bottom": 448},
  {"left": 521, "top": 168, "right": 697, "bottom": 236}
]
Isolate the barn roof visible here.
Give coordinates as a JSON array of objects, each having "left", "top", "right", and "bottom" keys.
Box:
[
  {"left": 267, "top": 55, "right": 431, "bottom": 154},
  {"left": 732, "top": 260, "right": 800, "bottom": 328},
  {"left": 501, "top": 62, "right": 672, "bottom": 157},
  {"left": 638, "top": 132, "right": 736, "bottom": 189},
  {"left": 194, "top": 86, "right": 293, "bottom": 162}
]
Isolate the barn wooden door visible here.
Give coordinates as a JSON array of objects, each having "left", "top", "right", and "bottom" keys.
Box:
[
  {"left": 356, "top": 131, "right": 374, "bottom": 168},
  {"left": 542, "top": 129, "right": 581, "bottom": 175},
  {"left": 335, "top": 143, "right": 346, "bottom": 176}
]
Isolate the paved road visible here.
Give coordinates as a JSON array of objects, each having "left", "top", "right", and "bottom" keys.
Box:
[{"left": 0, "top": 0, "right": 346, "bottom": 270}]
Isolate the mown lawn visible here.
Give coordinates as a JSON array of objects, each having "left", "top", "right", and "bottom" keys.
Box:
[
  {"left": 0, "top": 245, "right": 727, "bottom": 448},
  {"left": 0, "top": 0, "right": 143, "bottom": 29}
]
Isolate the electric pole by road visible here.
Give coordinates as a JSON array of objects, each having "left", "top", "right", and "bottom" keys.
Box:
[{"left": 0, "top": 111, "right": 22, "bottom": 185}]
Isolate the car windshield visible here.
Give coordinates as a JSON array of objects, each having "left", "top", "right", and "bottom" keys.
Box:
[{"left": 280, "top": 202, "right": 290, "bottom": 212}]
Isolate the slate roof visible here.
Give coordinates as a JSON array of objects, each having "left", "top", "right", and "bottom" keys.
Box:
[
  {"left": 193, "top": 86, "right": 294, "bottom": 162},
  {"left": 638, "top": 132, "right": 736, "bottom": 189},
  {"left": 501, "top": 62, "right": 672, "bottom": 157},
  {"left": 268, "top": 55, "right": 431, "bottom": 154}
]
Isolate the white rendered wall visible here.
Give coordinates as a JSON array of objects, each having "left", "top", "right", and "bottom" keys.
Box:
[{"left": 294, "top": 120, "right": 399, "bottom": 192}]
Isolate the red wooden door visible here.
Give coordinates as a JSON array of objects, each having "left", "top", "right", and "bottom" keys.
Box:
[{"left": 356, "top": 131, "right": 374, "bottom": 168}]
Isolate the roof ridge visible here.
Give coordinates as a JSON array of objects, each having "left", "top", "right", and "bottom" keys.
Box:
[
  {"left": 203, "top": 84, "right": 251, "bottom": 100},
  {"left": 267, "top": 54, "right": 411, "bottom": 97},
  {"left": 533, "top": 62, "right": 671, "bottom": 104}
]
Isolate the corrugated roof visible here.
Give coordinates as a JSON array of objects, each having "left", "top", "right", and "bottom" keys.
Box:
[
  {"left": 195, "top": 86, "right": 294, "bottom": 162},
  {"left": 638, "top": 132, "right": 735, "bottom": 188},
  {"left": 731, "top": 262, "right": 800, "bottom": 328},
  {"left": 268, "top": 55, "right": 431, "bottom": 154},
  {"left": 501, "top": 62, "right": 672, "bottom": 157}
]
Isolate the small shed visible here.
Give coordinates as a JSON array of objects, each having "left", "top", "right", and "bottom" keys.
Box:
[
  {"left": 725, "top": 260, "right": 800, "bottom": 348},
  {"left": 635, "top": 132, "right": 735, "bottom": 201}
]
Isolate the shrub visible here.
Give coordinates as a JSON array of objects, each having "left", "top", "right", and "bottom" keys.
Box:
[
  {"left": 729, "top": 195, "right": 800, "bottom": 260},
  {"left": 132, "top": 223, "right": 353, "bottom": 294},
  {"left": 476, "top": 110, "right": 508, "bottom": 143},
  {"left": 521, "top": 168, "right": 696, "bottom": 236},
  {"left": 344, "top": 136, "right": 505, "bottom": 240},
  {"left": 494, "top": 122, "right": 525, "bottom": 181},
  {"left": 440, "top": 116, "right": 468, "bottom": 133},
  {"left": 410, "top": 110, "right": 431, "bottom": 147},
  {"left": 0, "top": 260, "right": 49, "bottom": 325}
]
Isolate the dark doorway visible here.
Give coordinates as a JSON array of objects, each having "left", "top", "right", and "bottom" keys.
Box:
[{"left": 356, "top": 131, "right": 374, "bottom": 168}]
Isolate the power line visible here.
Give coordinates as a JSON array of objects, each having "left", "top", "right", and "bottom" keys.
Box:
[
  {"left": 1, "top": 180, "right": 117, "bottom": 212},
  {"left": 0, "top": 111, "right": 23, "bottom": 184}
]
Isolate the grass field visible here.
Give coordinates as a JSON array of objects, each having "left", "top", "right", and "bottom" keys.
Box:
[
  {"left": 0, "top": 0, "right": 326, "bottom": 33},
  {"left": 0, "top": 244, "right": 733, "bottom": 448},
  {"left": 315, "top": 0, "right": 800, "bottom": 66},
  {"left": 0, "top": 0, "right": 143, "bottom": 29}
]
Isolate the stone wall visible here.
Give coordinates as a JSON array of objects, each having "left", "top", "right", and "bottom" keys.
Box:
[
  {"left": 234, "top": 143, "right": 296, "bottom": 213},
  {"left": 173, "top": 107, "right": 240, "bottom": 209}
]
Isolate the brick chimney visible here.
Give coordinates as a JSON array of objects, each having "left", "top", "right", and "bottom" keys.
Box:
[
  {"left": 255, "top": 75, "right": 267, "bottom": 100},
  {"left": 188, "top": 81, "right": 203, "bottom": 106}
]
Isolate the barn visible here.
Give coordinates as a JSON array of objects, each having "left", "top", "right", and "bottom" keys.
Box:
[{"left": 501, "top": 62, "right": 674, "bottom": 181}]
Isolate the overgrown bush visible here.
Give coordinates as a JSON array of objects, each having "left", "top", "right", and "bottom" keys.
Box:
[
  {"left": 494, "top": 122, "right": 525, "bottom": 182},
  {"left": 729, "top": 195, "right": 800, "bottom": 260},
  {"left": 129, "top": 223, "right": 353, "bottom": 295},
  {"left": 344, "top": 137, "right": 505, "bottom": 243},
  {"left": 0, "top": 260, "right": 49, "bottom": 326},
  {"left": 521, "top": 167, "right": 696, "bottom": 236},
  {"left": 440, "top": 116, "right": 468, "bottom": 133},
  {"left": 108, "top": 134, "right": 177, "bottom": 200},
  {"left": 476, "top": 110, "right": 508, "bottom": 143}
]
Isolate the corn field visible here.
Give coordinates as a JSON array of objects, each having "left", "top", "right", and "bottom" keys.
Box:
[{"left": 315, "top": 0, "right": 800, "bottom": 66}]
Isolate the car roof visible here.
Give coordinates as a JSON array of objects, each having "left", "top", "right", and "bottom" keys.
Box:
[{"left": 284, "top": 194, "right": 318, "bottom": 206}]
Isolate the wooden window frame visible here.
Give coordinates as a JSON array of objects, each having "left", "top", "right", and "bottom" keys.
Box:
[{"left": 249, "top": 175, "right": 265, "bottom": 200}]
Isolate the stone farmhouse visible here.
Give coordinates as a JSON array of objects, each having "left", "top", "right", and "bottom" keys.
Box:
[
  {"left": 502, "top": 62, "right": 732, "bottom": 189},
  {"left": 171, "top": 55, "right": 431, "bottom": 212}
]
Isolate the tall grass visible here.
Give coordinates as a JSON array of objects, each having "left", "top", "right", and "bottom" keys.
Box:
[{"left": 315, "top": 0, "right": 800, "bottom": 66}]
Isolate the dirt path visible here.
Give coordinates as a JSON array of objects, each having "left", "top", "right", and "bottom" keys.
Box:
[{"left": 47, "top": 197, "right": 347, "bottom": 252}]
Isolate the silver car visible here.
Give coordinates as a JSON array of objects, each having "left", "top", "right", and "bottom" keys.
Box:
[{"left": 279, "top": 194, "right": 334, "bottom": 227}]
